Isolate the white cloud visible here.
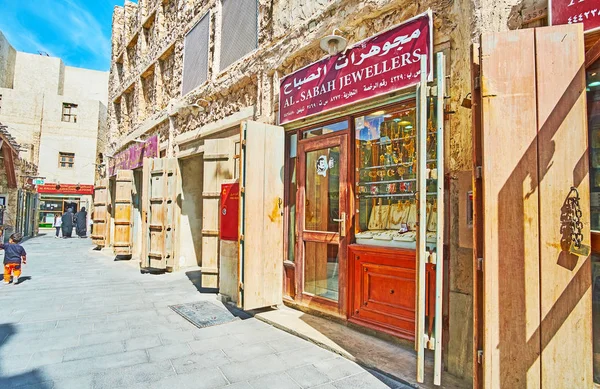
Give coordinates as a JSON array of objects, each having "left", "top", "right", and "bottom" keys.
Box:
[{"left": 0, "top": 0, "right": 114, "bottom": 70}]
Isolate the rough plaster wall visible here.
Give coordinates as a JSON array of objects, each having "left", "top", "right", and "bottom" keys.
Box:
[
  {"left": 0, "top": 31, "right": 16, "bottom": 89},
  {"left": 0, "top": 87, "right": 43, "bottom": 164},
  {"left": 38, "top": 97, "right": 101, "bottom": 185},
  {"left": 13, "top": 53, "right": 63, "bottom": 95},
  {"left": 476, "top": 0, "right": 546, "bottom": 34},
  {"left": 180, "top": 155, "right": 204, "bottom": 267},
  {"left": 63, "top": 67, "right": 109, "bottom": 105}
]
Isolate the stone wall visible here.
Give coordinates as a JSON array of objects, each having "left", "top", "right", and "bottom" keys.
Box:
[{"left": 0, "top": 31, "right": 16, "bottom": 89}]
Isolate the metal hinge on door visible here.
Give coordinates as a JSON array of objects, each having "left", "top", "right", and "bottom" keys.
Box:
[
  {"left": 475, "top": 166, "right": 483, "bottom": 180},
  {"left": 477, "top": 349, "right": 484, "bottom": 364},
  {"left": 477, "top": 257, "right": 483, "bottom": 271}
]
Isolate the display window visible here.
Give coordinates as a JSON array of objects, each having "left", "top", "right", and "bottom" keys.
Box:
[{"left": 354, "top": 103, "right": 438, "bottom": 250}]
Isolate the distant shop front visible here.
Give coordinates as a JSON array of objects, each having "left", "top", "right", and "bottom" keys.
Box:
[{"left": 37, "top": 184, "right": 94, "bottom": 228}]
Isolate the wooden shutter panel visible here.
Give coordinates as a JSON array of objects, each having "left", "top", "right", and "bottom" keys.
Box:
[
  {"left": 239, "top": 121, "right": 284, "bottom": 310},
  {"left": 141, "top": 157, "right": 180, "bottom": 271},
  {"left": 113, "top": 170, "right": 134, "bottom": 255},
  {"left": 92, "top": 178, "right": 109, "bottom": 247},
  {"left": 478, "top": 24, "right": 591, "bottom": 388}
]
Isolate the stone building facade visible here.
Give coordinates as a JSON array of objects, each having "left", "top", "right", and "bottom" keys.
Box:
[
  {"left": 106, "top": 0, "right": 557, "bottom": 386},
  {"left": 0, "top": 123, "right": 38, "bottom": 241},
  {"left": 0, "top": 31, "right": 109, "bottom": 227}
]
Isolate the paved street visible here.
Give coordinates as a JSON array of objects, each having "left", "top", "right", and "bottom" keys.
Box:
[{"left": 0, "top": 233, "right": 409, "bottom": 389}]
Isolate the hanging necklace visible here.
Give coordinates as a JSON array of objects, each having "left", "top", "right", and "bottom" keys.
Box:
[{"left": 390, "top": 201, "right": 404, "bottom": 225}]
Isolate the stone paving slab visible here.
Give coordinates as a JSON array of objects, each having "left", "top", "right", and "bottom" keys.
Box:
[{"left": 0, "top": 234, "right": 411, "bottom": 389}]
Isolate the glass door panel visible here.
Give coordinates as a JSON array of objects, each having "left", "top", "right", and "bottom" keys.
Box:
[
  {"left": 304, "top": 242, "right": 339, "bottom": 301},
  {"left": 297, "top": 134, "right": 348, "bottom": 308},
  {"left": 305, "top": 147, "right": 340, "bottom": 232}
]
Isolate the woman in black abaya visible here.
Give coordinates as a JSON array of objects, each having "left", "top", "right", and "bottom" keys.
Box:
[
  {"left": 61, "top": 208, "right": 74, "bottom": 238},
  {"left": 75, "top": 207, "right": 88, "bottom": 238}
]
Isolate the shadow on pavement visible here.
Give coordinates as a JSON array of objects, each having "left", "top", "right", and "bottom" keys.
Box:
[
  {"left": 0, "top": 323, "right": 52, "bottom": 388},
  {"left": 15, "top": 276, "right": 32, "bottom": 284},
  {"left": 185, "top": 270, "right": 218, "bottom": 294}
]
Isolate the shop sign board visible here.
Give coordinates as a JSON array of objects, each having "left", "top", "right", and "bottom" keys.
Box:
[
  {"left": 32, "top": 178, "right": 45, "bottom": 185},
  {"left": 108, "top": 135, "right": 159, "bottom": 177},
  {"left": 279, "top": 11, "right": 432, "bottom": 125},
  {"left": 37, "top": 183, "right": 94, "bottom": 195},
  {"left": 549, "top": 0, "right": 600, "bottom": 33}
]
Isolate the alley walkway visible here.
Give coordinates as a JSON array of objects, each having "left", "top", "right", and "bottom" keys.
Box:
[{"left": 0, "top": 233, "right": 409, "bottom": 389}]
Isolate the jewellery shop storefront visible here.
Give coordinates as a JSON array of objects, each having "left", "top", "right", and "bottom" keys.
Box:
[{"left": 280, "top": 11, "right": 447, "bottom": 383}]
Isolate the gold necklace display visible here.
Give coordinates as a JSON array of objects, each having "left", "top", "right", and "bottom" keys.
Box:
[{"left": 390, "top": 201, "right": 405, "bottom": 225}]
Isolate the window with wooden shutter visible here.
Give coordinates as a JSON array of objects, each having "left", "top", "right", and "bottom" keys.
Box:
[
  {"left": 58, "top": 152, "right": 75, "bottom": 168},
  {"left": 182, "top": 12, "right": 210, "bottom": 96},
  {"left": 220, "top": 0, "right": 258, "bottom": 71}
]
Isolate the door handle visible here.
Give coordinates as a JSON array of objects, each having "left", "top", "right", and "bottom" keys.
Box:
[{"left": 333, "top": 212, "right": 346, "bottom": 237}]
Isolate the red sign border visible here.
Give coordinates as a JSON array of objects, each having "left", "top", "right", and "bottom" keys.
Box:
[
  {"left": 548, "top": 0, "right": 600, "bottom": 34},
  {"left": 37, "top": 183, "right": 95, "bottom": 196},
  {"left": 278, "top": 10, "right": 433, "bottom": 125}
]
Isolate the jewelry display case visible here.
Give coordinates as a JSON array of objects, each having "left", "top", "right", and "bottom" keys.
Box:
[{"left": 354, "top": 105, "right": 438, "bottom": 250}]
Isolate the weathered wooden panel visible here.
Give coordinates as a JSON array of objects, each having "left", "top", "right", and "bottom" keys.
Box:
[
  {"left": 140, "top": 157, "right": 180, "bottom": 271},
  {"left": 535, "top": 24, "right": 593, "bottom": 388},
  {"left": 202, "top": 138, "right": 234, "bottom": 287},
  {"left": 92, "top": 178, "right": 110, "bottom": 247},
  {"left": 113, "top": 170, "right": 134, "bottom": 255},
  {"left": 480, "top": 29, "right": 541, "bottom": 389},
  {"left": 240, "top": 121, "right": 284, "bottom": 310}
]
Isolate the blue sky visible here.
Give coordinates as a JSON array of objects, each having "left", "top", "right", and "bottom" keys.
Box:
[{"left": 0, "top": 0, "right": 134, "bottom": 72}]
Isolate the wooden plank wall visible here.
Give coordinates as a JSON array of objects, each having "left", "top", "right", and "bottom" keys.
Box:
[
  {"left": 535, "top": 24, "right": 592, "bottom": 387},
  {"left": 202, "top": 139, "right": 234, "bottom": 288},
  {"left": 241, "top": 121, "right": 284, "bottom": 311},
  {"left": 480, "top": 29, "right": 541, "bottom": 388}
]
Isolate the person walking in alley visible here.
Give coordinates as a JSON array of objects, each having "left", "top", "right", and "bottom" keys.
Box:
[
  {"left": 61, "top": 208, "right": 74, "bottom": 238},
  {"left": 75, "top": 207, "right": 88, "bottom": 238},
  {"left": 0, "top": 232, "right": 26, "bottom": 285},
  {"left": 53, "top": 213, "right": 62, "bottom": 238}
]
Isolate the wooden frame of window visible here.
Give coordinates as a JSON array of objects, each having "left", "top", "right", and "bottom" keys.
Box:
[
  {"left": 61, "top": 103, "right": 78, "bottom": 123},
  {"left": 58, "top": 152, "right": 75, "bottom": 168}
]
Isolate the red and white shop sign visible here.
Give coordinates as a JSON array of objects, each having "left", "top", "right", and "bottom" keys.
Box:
[
  {"left": 550, "top": 0, "right": 600, "bottom": 33},
  {"left": 279, "top": 11, "right": 432, "bottom": 125}
]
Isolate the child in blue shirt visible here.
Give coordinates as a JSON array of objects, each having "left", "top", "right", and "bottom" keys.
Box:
[{"left": 0, "top": 232, "right": 27, "bottom": 285}]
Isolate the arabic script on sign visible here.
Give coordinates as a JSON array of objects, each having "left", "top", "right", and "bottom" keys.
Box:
[{"left": 279, "top": 12, "right": 432, "bottom": 125}]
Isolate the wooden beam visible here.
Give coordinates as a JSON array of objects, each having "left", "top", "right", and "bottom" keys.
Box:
[
  {"left": 585, "top": 37, "right": 600, "bottom": 69},
  {"left": 2, "top": 143, "right": 17, "bottom": 188}
]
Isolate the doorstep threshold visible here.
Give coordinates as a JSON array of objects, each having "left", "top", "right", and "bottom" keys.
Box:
[{"left": 253, "top": 305, "right": 469, "bottom": 389}]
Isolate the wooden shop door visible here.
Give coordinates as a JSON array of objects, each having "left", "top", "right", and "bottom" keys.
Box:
[
  {"left": 113, "top": 170, "right": 134, "bottom": 256},
  {"left": 91, "top": 178, "right": 110, "bottom": 247},
  {"left": 140, "top": 157, "right": 181, "bottom": 272},
  {"left": 238, "top": 121, "right": 285, "bottom": 310},
  {"left": 296, "top": 133, "right": 349, "bottom": 317},
  {"left": 474, "top": 24, "right": 592, "bottom": 388}
]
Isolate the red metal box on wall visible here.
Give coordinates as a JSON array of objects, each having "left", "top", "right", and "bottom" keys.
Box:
[{"left": 220, "top": 183, "right": 239, "bottom": 241}]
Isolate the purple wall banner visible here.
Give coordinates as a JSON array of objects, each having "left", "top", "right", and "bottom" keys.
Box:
[
  {"left": 279, "top": 11, "right": 433, "bottom": 125},
  {"left": 108, "top": 135, "right": 158, "bottom": 176}
]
